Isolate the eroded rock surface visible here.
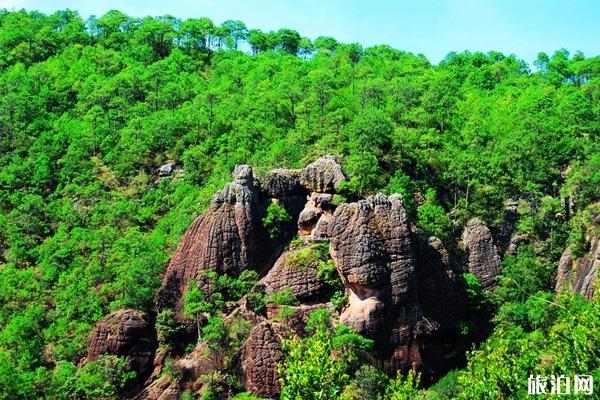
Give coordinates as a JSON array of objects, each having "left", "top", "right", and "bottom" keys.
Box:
[
  {"left": 261, "top": 242, "right": 332, "bottom": 304},
  {"left": 155, "top": 165, "right": 270, "bottom": 316},
  {"left": 462, "top": 218, "right": 501, "bottom": 290},
  {"left": 299, "top": 155, "right": 345, "bottom": 193},
  {"left": 556, "top": 234, "right": 598, "bottom": 300},
  {"left": 329, "top": 193, "right": 427, "bottom": 372},
  {"left": 240, "top": 322, "right": 285, "bottom": 398},
  {"left": 86, "top": 309, "right": 156, "bottom": 380}
]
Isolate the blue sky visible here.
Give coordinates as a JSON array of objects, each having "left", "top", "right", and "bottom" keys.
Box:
[{"left": 1, "top": 0, "right": 598, "bottom": 65}]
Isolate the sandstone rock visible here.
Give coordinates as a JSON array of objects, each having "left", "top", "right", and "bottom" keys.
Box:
[
  {"left": 155, "top": 165, "right": 271, "bottom": 316},
  {"left": 507, "top": 234, "right": 529, "bottom": 256},
  {"left": 86, "top": 309, "right": 156, "bottom": 380},
  {"left": 240, "top": 322, "right": 285, "bottom": 398},
  {"left": 329, "top": 193, "right": 426, "bottom": 372},
  {"left": 299, "top": 155, "right": 345, "bottom": 193},
  {"left": 496, "top": 198, "right": 520, "bottom": 252},
  {"left": 555, "top": 247, "right": 574, "bottom": 293},
  {"left": 259, "top": 168, "right": 303, "bottom": 198},
  {"left": 298, "top": 192, "right": 335, "bottom": 238},
  {"left": 462, "top": 218, "right": 501, "bottom": 290},
  {"left": 261, "top": 243, "right": 332, "bottom": 304},
  {"left": 556, "top": 235, "right": 598, "bottom": 300}
]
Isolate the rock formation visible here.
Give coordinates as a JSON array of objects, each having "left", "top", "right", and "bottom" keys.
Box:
[
  {"left": 462, "top": 218, "right": 501, "bottom": 290},
  {"left": 239, "top": 322, "right": 286, "bottom": 398},
  {"left": 118, "top": 157, "right": 482, "bottom": 398},
  {"left": 86, "top": 309, "right": 156, "bottom": 380},
  {"left": 556, "top": 233, "right": 598, "bottom": 300},
  {"left": 329, "top": 193, "right": 449, "bottom": 373},
  {"left": 155, "top": 165, "right": 271, "bottom": 317},
  {"left": 261, "top": 242, "right": 332, "bottom": 304}
]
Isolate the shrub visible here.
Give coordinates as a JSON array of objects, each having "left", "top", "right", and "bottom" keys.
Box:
[{"left": 262, "top": 202, "right": 292, "bottom": 239}]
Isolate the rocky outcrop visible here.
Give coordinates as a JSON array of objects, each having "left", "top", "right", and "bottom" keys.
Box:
[
  {"left": 329, "top": 193, "right": 429, "bottom": 372},
  {"left": 259, "top": 169, "right": 303, "bottom": 198},
  {"left": 299, "top": 155, "right": 345, "bottom": 193},
  {"left": 155, "top": 165, "right": 271, "bottom": 316},
  {"left": 261, "top": 242, "right": 332, "bottom": 304},
  {"left": 556, "top": 234, "right": 598, "bottom": 300},
  {"left": 240, "top": 322, "right": 285, "bottom": 398},
  {"left": 298, "top": 193, "right": 334, "bottom": 239},
  {"left": 462, "top": 218, "right": 501, "bottom": 290},
  {"left": 86, "top": 309, "right": 156, "bottom": 380}
]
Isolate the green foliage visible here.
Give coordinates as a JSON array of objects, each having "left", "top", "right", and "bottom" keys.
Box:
[
  {"left": 287, "top": 242, "right": 329, "bottom": 270},
  {"left": 380, "top": 370, "right": 422, "bottom": 400},
  {"left": 156, "top": 309, "right": 181, "bottom": 345},
  {"left": 416, "top": 189, "right": 453, "bottom": 241},
  {"left": 266, "top": 287, "right": 299, "bottom": 306},
  {"left": 0, "top": 7, "right": 599, "bottom": 399},
  {"left": 262, "top": 202, "right": 292, "bottom": 239},
  {"left": 280, "top": 310, "right": 373, "bottom": 400},
  {"left": 202, "top": 317, "right": 228, "bottom": 350},
  {"left": 317, "top": 259, "right": 342, "bottom": 290},
  {"left": 457, "top": 294, "right": 599, "bottom": 400}
]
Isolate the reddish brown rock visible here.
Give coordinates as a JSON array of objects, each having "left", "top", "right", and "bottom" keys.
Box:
[
  {"left": 261, "top": 242, "right": 332, "bottom": 304},
  {"left": 329, "top": 193, "right": 426, "bottom": 372},
  {"left": 155, "top": 165, "right": 271, "bottom": 316},
  {"left": 462, "top": 218, "right": 501, "bottom": 290},
  {"left": 86, "top": 309, "right": 156, "bottom": 379},
  {"left": 556, "top": 234, "right": 598, "bottom": 300},
  {"left": 240, "top": 322, "right": 285, "bottom": 398}
]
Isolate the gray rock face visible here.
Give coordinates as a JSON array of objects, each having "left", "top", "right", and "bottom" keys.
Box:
[
  {"left": 299, "top": 155, "right": 345, "bottom": 193},
  {"left": 158, "top": 162, "right": 176, "bottom": 177},
  {"left": 155, "top": 165, "right": 270, "bottom": 317},
  {"left": 86, "top": 309, "right": 156, "bottom": 379},
  {"left": 329, "top": 193, "right": 427, "bottom": 372},
  {"left": 462, "top": 218, "right": 501, "bottom": 290},
  {"left": 556, "top": 234, "right": 598, "bottom": 300},
  {"left": 259, "top": 168, "right": 303, "bottom": 198}
]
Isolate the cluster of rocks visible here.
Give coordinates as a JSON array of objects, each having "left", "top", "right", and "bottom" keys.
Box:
[{"left": 85, "top": 156, "right": 596, "bottom": 399}]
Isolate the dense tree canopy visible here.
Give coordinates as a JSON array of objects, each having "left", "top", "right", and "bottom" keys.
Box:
[{"left": 0, "top": 8, "right": 598, "bottom": 399}]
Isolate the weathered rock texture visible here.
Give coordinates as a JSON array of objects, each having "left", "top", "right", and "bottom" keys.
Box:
[
  {"left": 86, "top": 309, "right": 156, "bottom": 380},
  {"left": 261, "top": 243, "right": 332, "bottom": 304},
  {"left": 462, "top": 218, "right": 501, "bottom": 290},
  {"left": 299, "top": 155, "right": 345, "bottom": 193},
  {"left": 240, "top": 322, "right": 286, "bottom": 398},
  {"left": 298, "top": 193, "right": 334, "bottom": 239},
  {"left": 329, "top": 193, "right": 449, "bottom": 373},
  {"left": 556, "top": 234, "right": 598, "bottom": 300},
  {"left": 155, "top": 165, "right": 271, "bottom": 316}
]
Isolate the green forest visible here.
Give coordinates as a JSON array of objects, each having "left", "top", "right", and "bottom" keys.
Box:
[{"left": 0, "top": 8, "right": 598, "bottom": 400}]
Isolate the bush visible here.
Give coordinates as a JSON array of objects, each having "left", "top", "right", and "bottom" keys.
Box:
[{"left": 262, "top": 202, "right": 292, "bottom": 239}]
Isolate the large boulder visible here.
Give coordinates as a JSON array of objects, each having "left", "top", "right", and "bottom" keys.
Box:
[
  {"left": 297, "top": 192, "right": 335, "bottom": 238},
  {"left": 329, "top": 193, "right": 427, "bottom": 372},
  {"left": 462, "top": 218, "right": 501, "bottom": 290},
  {"left": 261, "top": 242, "right": 332, "bottom": 304},
  {"left": 240, "top": 322, "right": 285, "bottom": 398},
  {"left": 299, "top": 155, "right": 345, "bottom": 193},
  {"left": 155, "top": 165, "right": 271, "bottom": 316},
  {"left": 86, "top": 309, "right": 156, "bottom": 380}
]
